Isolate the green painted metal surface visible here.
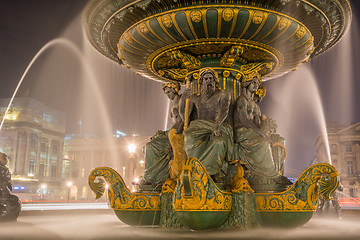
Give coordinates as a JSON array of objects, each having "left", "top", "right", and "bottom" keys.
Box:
[{"left": 114, "top": 210, "right": 161, "bottom": 226}]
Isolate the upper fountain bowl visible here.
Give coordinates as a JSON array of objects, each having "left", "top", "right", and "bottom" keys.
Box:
[{"left": 82, "top": 0, "right": 352, "bottom": 83}]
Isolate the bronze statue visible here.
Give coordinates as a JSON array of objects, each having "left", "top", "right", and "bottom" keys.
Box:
[
  {"left": 0, "top": 153, "right": 12, "bottom": 197},
  {"left": 182, "top": 68, "right": 233, "bottom": 182},
  {"left": 0, "top": 153, "right": 21, "bottom": 221},
  {"left": 254, "top": 85, "right": 287, "bottom": 176},
  {"left": 141, "top": 82, "right": 183, "bottom": 187},
  {"left": 233, "top": 75, "right": 279, "bottom": 179}
]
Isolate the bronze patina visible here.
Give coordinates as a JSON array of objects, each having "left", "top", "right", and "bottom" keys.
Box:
[{"left": 84, "top": 0, "right": 351, "bottom": 230}]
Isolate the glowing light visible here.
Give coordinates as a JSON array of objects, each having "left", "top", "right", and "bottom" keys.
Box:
[
  {"left": 128, "top": 144, "right": 136, "bottom": 153},
  {"left": 105, "top": 184, "right": 109, "bottom": 189},
  {"left": 133, "top": 177, "right": 139, "bottom": 184},
  {"left": 12, "top": 176, "right": 38, "bottom": 181},
  {"left": 115, "top": 130, "right": 126, "bottom": 138},
  {"left": 4, "top": 112, "right": 18, "bottom": 120},
  {"left": 139, "top": 160, "right": 144, "bottom": 164},
  {"left": 41, "top": 184, "right": 47, "bottom": 189},
  {"left": 67, "top": 181, "right": 73, "bottom": 187}
]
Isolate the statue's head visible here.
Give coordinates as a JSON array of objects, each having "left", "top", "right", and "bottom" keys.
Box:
[
  {"left": 242, "top": 72, "right": 262, "bottom": 93},
  {"left": 198, "top": 68, "right": 219, "bottom": 95},
  {"left": 162, "top": 82, "right": 180, "bottom": 100},
  {"left": 0, "top": 153, "right": 7, "bottom": 166}
]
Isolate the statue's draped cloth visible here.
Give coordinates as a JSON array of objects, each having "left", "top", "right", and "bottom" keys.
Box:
[
  {"left": 184, "top": 120, "right": 233, "bottom": 175},
  {"left": 143, "top": 131, "right": 172, "bottom": 185},
  {"left": 234, "top": 127, "right": 278, "bottom": 178}
]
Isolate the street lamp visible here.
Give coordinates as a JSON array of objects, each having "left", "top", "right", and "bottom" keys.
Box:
[
  {"left": 128, "top": 144, "right": 136, "bottom": 154},
  {"left": 67, "top": 181, "right": 72, "bottom": 204}
]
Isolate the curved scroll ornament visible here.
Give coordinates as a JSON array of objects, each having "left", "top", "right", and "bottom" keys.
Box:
[
  {"left": 88, "top": 167, "right": 160, "bottom": 211},
  {"left": 173, "top": 158, "right": 232, "bottom": 211},
  {"left": 255, "top": 163, "right": 339, "bottom": 212}
]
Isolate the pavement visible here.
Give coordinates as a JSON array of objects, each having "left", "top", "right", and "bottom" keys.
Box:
[{"left": 0, "top": 204, "right": 359, "bottom": 240}]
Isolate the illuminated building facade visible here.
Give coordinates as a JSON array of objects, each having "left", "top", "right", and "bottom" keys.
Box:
[
  {"left": 0, "top": 97, "right": 66, "bottom": 201},
  {"left": 315, "top": 121, "right": 360, "bottom": 198},
  {"left": 64, "top": 135, "right": 149, "bottom": 200}
]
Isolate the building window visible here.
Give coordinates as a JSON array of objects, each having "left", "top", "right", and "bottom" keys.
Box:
[
  {"left": 331, "top": 144, "right": 338, "bottom": 153},
  {"left": 43, "top": 113, "right": 52, "bottom": 123},
  {"left": 62, "top": 160, "right": 70, "bottom": 178},
  {"left": 52, "top": 141, "right": 59, "bottom": 155},
  {"left": 346, "top": 144, "right": 352, "bottom": 153},
  {"left": 39, "top": 162, "right": 45, "bottom": 177},
  {"left": 51, "top": 164, "right": 57, "bottom": 178},
  {"left": 30, "top": 134, "right": 38, "bottom": 151},
  {"left": 347, "top": 161, "right": 354, "bottom": 175},
  {"left": 41, "top": 138, "right": 47, "bottom": 152},
  {"left": 28, "top": 160, "right": 35, "bottom": 176}
]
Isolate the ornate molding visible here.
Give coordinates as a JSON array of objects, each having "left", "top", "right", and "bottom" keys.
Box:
[
  {"left": 255, "top": 163, "right": 339, "bottom": 212},
  {"left": 89, "top": 167, "right": 161, "bottom": 211},
  {"left": 173, "top": 158, "right": 232, "bottom": 211}
]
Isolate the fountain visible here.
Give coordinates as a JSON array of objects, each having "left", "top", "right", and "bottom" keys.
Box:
[{"left": 83, "top": 0, "right": 352, "bottom": 230}]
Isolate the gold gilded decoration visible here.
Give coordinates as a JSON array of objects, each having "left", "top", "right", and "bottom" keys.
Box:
[
  {"left": 156, "top": 50, "right": 200, "bottom": 81},
  {"left": 241, "top": 62, "right": 274, "bottom": 74},
  {"left": 305, "top": 36, "right": 314, "bottom": 48},
  {"left": 147, "top": 38, "right": 282, "bottom": 83},
  {"left": 162, "top": 82, "right": 180, "bottom": 93},
  {"left": 222, "top": 8, "right": 234, "bottom": 22},
  {"left": 168, "top": 128, "right": 187, "bottom": 180},
  {"left": 113, "top": 192, "right": 161, "bottom": 210},
  {"left": 253, "top": 11, "right": 265, "bottom": 24},
  {"left": 241, "top": 62, "right": 274, "bottom": 81},
  {"left": 159, "top": 68, "right": 188, "bottom": 80},
  {"left": 242, "top": 47, "right": 273, "bottom": 62},
  {"left": 243, "top": 71, "right": 262, "bottom": 83},
  {"left": 296, "top": 26, "right": 306, "bottom": 39},
  {"left": 117, "top": 43, "right": 124, "bottom": 52},
  {"left": 190, "top": 10, "right": 202, "bottom": 23},
  {"left": 255, "top": 164, "right": 339, "bottom": 212},
  {"left": 157, "top": 56, "right": 182, "bottom": 69},
  {"left": 88, "top": 167, "right": 161, "bottom": 211},
  {"left": 220, "top": 45, "right": 243, "bottom": 67},
  {"left": 168, "top": 50, "right": 201, "bottom": 70},
  {"left": 193, "top": 73, "right": 199, "bottom": 80},
  {"left": 123, "top": 32, "right": 133, "bottom": 44},
  {"left": 161, "top": 14, "right": 173, "bottom": 28},
  {"left": 256, "top": 85, "right": 266, "bottom": 98},
  {"left": 235, "top": 73, "right": 242, "bottom": 80},
  {"left": 138, "top": 22, "right": 149, "bottom": 34},
  {"left": 222, "top": 70, "right": 230, "bottom": 78},
  {"left": 173, "top": 158, "right": 232, "bottom": 211},
  {"left": 227, "top": 165, "right": 254, "bottom": 193},
  {"left": 162, "top": 178, "right": 177, "bottom": 193},
  {"left": 278, "top": 17, "right": 291, "bottom": 30},
  {"left": 185, "top": 43, "right": 232, "bottom": 56}
]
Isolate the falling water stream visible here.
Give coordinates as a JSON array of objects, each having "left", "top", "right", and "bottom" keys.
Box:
[
  {"left": 265, "top": 65, "right": 332, "bottom": 177},
  {"left": 164, "top": 98, "right": 170, "bottom": 130},
  {"left": 0, "top": 38, "right": 114, "bottom": 140}
]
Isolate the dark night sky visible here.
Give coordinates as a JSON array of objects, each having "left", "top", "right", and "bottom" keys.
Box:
[{"left": 0, "top": 0, "right": 360, "bottom": 176}]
